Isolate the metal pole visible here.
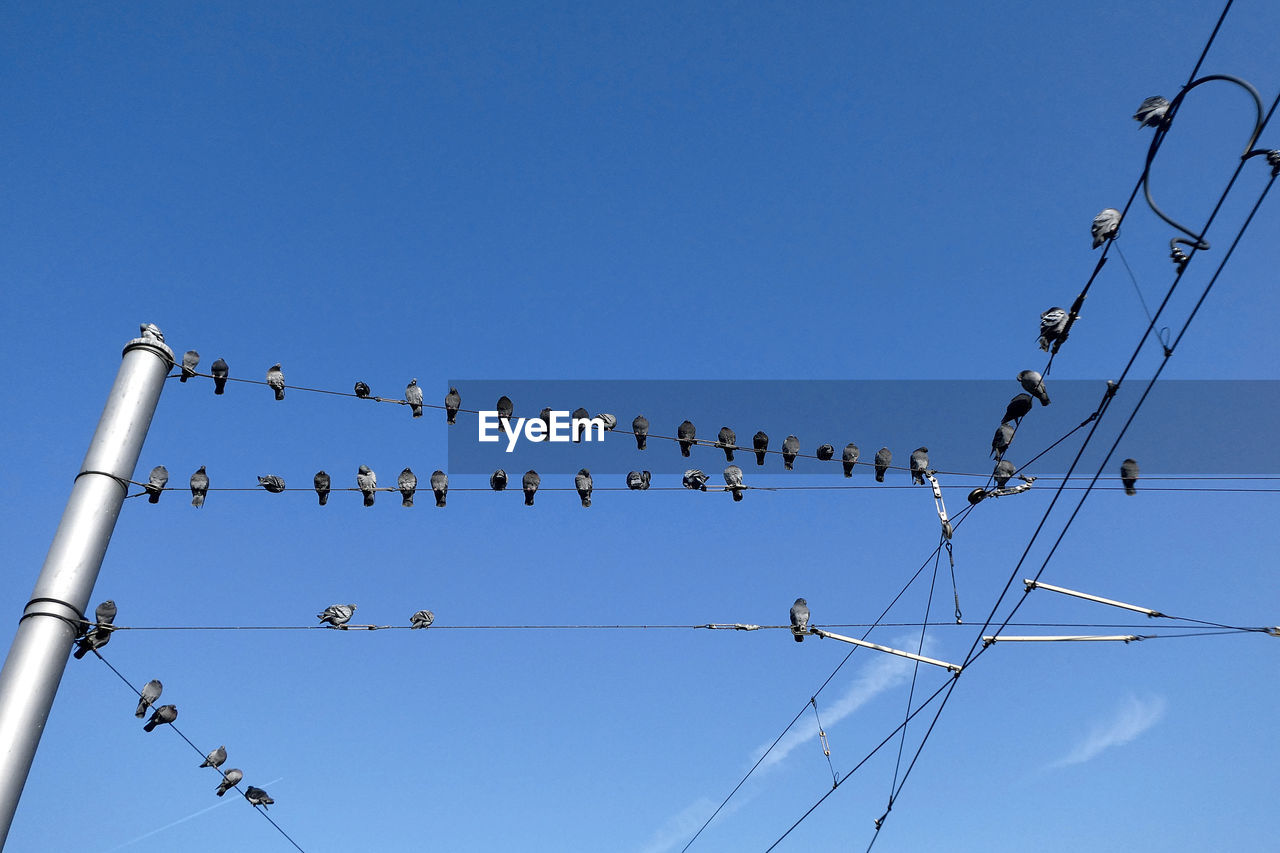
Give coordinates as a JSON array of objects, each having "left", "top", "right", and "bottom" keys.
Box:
[{"left": 0, "top": 326, "right": 172, "bottom": 846}]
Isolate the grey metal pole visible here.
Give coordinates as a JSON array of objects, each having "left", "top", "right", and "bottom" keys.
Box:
[{"left": 0, "top": 326, "right": 173, "bottom": 847}]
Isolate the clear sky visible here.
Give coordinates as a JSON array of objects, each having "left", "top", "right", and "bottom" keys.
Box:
[{"left": 1, "top": 2, "right": 1278, "bottom": 851}]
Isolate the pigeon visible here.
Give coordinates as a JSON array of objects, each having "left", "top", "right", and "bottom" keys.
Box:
[
  {"left": 1018, "top": 370, "right": 1050, "bottom": 406},
  {"left": 146, "top": 466, "right": 168, "bottom": 504},
  {"left": 1134, "top": 95, "right": 1170, "bottom": 129},
  {"left": 682, "top": 469, "right": 709, "bottom": 491},
  {"left": 993, "top": 459, "right": 1016, "bottom": 489},
  {"left": 842, "top": 443, "right": 860, "bottom": 478},
  {"left": 200, "top": 745, "right": 227, "bottom": 769},
  {"left": 753, "top": 431, "right": 769, "bottom": 466},
  {"left": 874, "top": 447, "right": 892, "bottom": 482},
  {"left": 257, "top": 475, "right": 286, "bottom": 493},
  {"left": 537, "top": 407, "right": 553, "bottom": 441},
  {"left": 572, "top": 407, "right": 592, "bottom": 442},
  {"left": 1002, "top": 393, "right": 1034, "bottom": 425},
  {"left": 357, "top": 465, "right": 377, "bottom": 507},
  {"left": 596, "top": 413, "right": 617, "bottom": 431},
  {"left": 717, "top": 427, "right": 736, "bottom": 461},
  {"left": 816, "top": 444, "right": 835, "bottom": 461},
  {"left": 140, "top": 323, "right": 165, "bottom": 342},
  {"left": 430, "top": 470, "right": 448, "bottom": 507},
  {"left": 215, "top": 769, "right": 243, "bottom": 797},
  {"left": 190, "top": 466, "right": 209, "bottom": 508},
  {"left": 677, "top": 420, "right": 696, "bottom": 457},
  {"left": 266, "top": 364, "right": 285, "bottom": 400},
  {"left": 445, "top": 387, "right": 461, "bottom": 424},
  {"left": 632, "top": 415, "right": 650, "bottom": 450},
  {"left": 410, "top": 610, "right": 435, "bottom": 629},
  {"left": 1038, "top": 307, "right": 1069, "bottom": 352},
  {"left": 210, "top": 358, "right": 228, "bottom": 395},
  {"left": 626, "top": 470, "right": 651, "bottom": 490},
  {"left": 96, "top": 600, "right": 118, "bottom": 627},
  {"left": 1092, "top": 208, "right": 1121, "bottom": 248},
  {"left": 575, "top": 469, "right": 593, "bottom": 507},
  {"left": 723, "top": 465, "right": 745, "bottom": 502},
  {"left": 143, "top": 704, "right": 177, "bottom": 732},
  {"left": 180, "top": 350, "right": 199, "bottom": 382},
  {"left": 317, "top": 604, "right": 357, "bottom": 628},
  {"left": 522, "top": 470, "right": 540, "bottom": 506},
  {"left": 245, "top": 786, "right": 274, "bottom": 809},
  {"left": 1120, "top": 458, "right": 1140, "bottom": 495},
  {"left": 398, "top": 468, "right": 418, "bottom": 507},
  {"left": 910, "top": 447, "right": 929, "bottom": 485},
  {"left": 135, "top": 679, "right": 162, "bottom": 718},
  {"left": 781, "top": 435, "right": 800, "bottom": 470},
  {"left": 314, "top": 471, "right": 331, "bottom": 505},
  {"left": 354, "top": 381, "right": 371, "bottom": 399},
  {"left": 406, "top": 378, "right": 424, "bottom": 418},
  {"left": 496, "top": 395, "right": 514, "bottom": 430},
  {"left": 73, "top": 625, "right": 111, "bottom": 659},
  {"left": 992, "top": 424, "right": 1015, "bottom": 459},
  {"left": 490, "top": 469, "right": 508, "bottom": 491},
  {"left": 790, "top": 598, "right": 810, "bottom": 642}
]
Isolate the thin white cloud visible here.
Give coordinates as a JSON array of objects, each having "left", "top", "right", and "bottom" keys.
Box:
[
  {"left": 99, "top": 776, "right": 284, "bottom": 853},
  {"left": 1050, "top": 695, "right": 1167, "bottom": 768}
]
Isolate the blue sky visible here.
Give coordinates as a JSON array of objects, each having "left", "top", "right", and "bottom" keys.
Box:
[{"left": 2, "top": 2, "right": 1278, "bottom": 850}]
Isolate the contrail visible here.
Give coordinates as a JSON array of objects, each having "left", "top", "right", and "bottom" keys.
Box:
[{"left": 100, "top": 777, "right": 284, "bottom": 852}]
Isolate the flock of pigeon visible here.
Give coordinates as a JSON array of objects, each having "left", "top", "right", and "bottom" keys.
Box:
[
  {"left": 72, "top": 600, "right": 274, "bottom": 809},
  {"left": 316, "top": 604, "right": 437, "bottom": 630}
]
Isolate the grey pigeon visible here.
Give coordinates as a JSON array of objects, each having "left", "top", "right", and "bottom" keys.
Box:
[
  {"left": 575, "top": 468, "right": 593, "bottom": 507},
  {"left": 135, "top": 679, "right": 162, "bottom": 718},
  {"left": 445, "top": 387, "right": 461, "bottom": 424},
  {"left": 790, "top": 598, "right": 810, "bottom": 642},
  {"left": 317, "top": 603, "right": 356, "bottom": 628},
  {"left": 410, "top": 610, "right": 435, "bottom": 629},
  {"left": 73, "top": 625, "right": 111, "bottom": 659},
  {"left": 682, "top": 469, "right": 709, "bottom": 491},
  {"left": 910, "top": 447, "right": 929, "bottom": 485},
  {"left": 522, "top": 470, "right": 540, "bottom": 506},
  {"left": 496, "top": 395, "right": 514, "bottom": 430},
  {"left": 210, "top": 358, "right": 228, "bottom": 395},
  {"left": 677, "top": 420, "right": 696, "bottom": 457},
  {"left": 782, "top": 435, "right": 800, "bottom": 470},
  {"left": 723, "top": 465, "right": 745, "bottom": 502},
  {"left": 538, "top": 407, "right": 553, "bottom": 441},
  {"left": 1092, "top": 208, "right": 1121, "bottom": 248},
  {"left": 200, "top": 745, "right": 227, "bottom": 769},
  {"left": 190, "top": 466, "right": 209, "bottom": 508},
  {"left": 753, "top": 431, "right": 769, "bottom": 466},
  {"left": 626, "top": 470, "right": 651, "bottom": 490},
  {"left": 572, "top": 407, "right": 591, "bottom": 442},
  {"left": 146, "top": 466, "right": 168, "bottom": 504},
  {"left": 992, "top": 424, "right": 1015, "bottom": 459},
  {"left": 180, "top": 350, "right": 199, "bottom": 382},
  {"left": 1134, "top": 95, "right": 1170, "bottom": 129},
  {"left": 245, "top": 786, "right": 274, "bottom": 809},
  {"left": 842, "top": 443, "right": 860, "bottom": 478},
  {"left": 216, "top": 768, "right": 243, "bottom": 797},
  {"left": 354, "top": 381, "right": 371, "bottom": 399},
  {"left": 266, "top": 364, "right": 285, "bottom": 400},
  {"left": 632, "top": 415, "right": 650, "bottom": 450},
  {"left": 406, "top": 378, "right": 424, "bottom": 418},
  {"left": 430, "top": 470, "right": 448, "bottom": 507},
  {"left": 140, "top": 323, "right": 165, "bottom": 342},
  {"left": 1018, "top": 370, "right": 1050, "bottom": 406},
  {"left": 1120, "top": 458, "right": 1140, "bottom": 495},
  {"left": 143, "top": 704, "right": 177, "bottom": 732},
  {"left": 993, "top": 459, "right": 1016, "bottom": 489},
  {"left": 257, "top": 475, "right": 286, "bottom": 493},
  {"left": 398, "top": 468, "right": 418, "bottom": 507},
  {"left": 314, "top": 470, "right": 331, "bottom": 505},
  {"left": 96, "top": 600, "right": 118, "bottom": 627},
  {"left": 357, "top": 465, "right": 377, "bottom": 507},
  {"left": 874, "top": 447, "right": 892, "bottom": 482},
  {"left": 596, "top": 413, "right": 617, "bottom": 431},
  {"left": 816, "top": 444, "right": 835, "bottom": 461},
  {"left": 717, "top": 427, "right": 736, "bottom": 462},
  {"left": 1002, "top": 393, "right": 1034, "bottom": 425},
  {"left": 490, "top": 469, "right": 508, "bottom": 491},
  {"left": 1038, "top": 307, "right": 1069, "bottom": 352}
]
